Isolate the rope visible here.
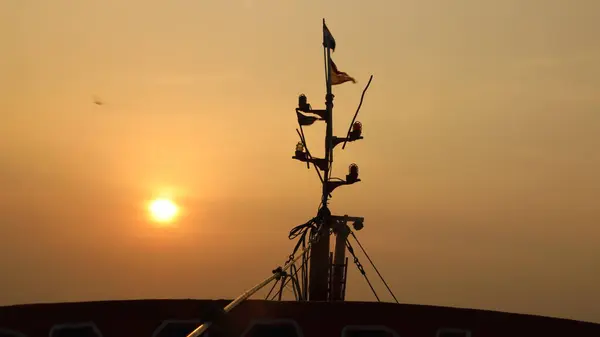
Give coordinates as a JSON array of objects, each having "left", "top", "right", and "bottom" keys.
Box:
[
  {"left": 264, "top": 280, "right": 278, "bottom": 300},
  {"left": 288, "top": 216, "right": 320, "bottom": 258},
  {"left": 264, "top": 213, "right": 325, "bottom": 301},
  {"left": 270, "top": 256, "right": 307, "bottom": 301},
  {"left": 350, "top": 232, "right": 399, "bottom": 304},
  {"left": 345, "top": 239, "right": 380, "bottom": 302}
]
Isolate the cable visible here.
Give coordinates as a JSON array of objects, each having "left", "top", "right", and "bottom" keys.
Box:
[
  {"left": 276, "top": 213, "right": 327, "bottom": 301},
  {"left": 270, "top": 254, "right": 308, "bottom": 301},
  {"left": 288, "top": 217, "right": 320, "bottom": 257},
  {"left": 265, "top": 280, "right": 279, "bottom": 300},
  {"left": 350, "top": 232, "right": 399, "bottom": 304},
  {"left": 345, "top": 239, "right": 380, "bottom": 302}
]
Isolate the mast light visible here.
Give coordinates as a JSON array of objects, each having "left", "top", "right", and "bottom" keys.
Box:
[
  {"left": 298, "top": 94, "right": 311, "bottom": 112},
  {"left": 294, "top": 141, "right": 307, "bottom": 161},
  {"left": 347, "top": 163, "right": 359, "bottom": 183},
  {"left": 349, "top": 121, "right": 363, "bottom": 140}
]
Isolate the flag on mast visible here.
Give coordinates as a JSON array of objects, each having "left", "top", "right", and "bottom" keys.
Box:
[
  {"left": 323, "top": 21, "right": 336, "bottom": 52},
  {"left": 330, "top": 59, "right": 356, "bottom": 85}
]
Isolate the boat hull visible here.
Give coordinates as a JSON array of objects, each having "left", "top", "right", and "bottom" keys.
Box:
[{"left": 1, "top": 299, "right": 598, "bottom": 337}]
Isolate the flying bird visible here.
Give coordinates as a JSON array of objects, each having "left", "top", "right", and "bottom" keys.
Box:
[{"left": 92, "top": 95, "right": 104, "bottom": 106}]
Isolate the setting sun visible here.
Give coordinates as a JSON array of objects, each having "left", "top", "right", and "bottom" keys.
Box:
[{"left": 148, "top": 198, "right": 179, "bottom": 223}]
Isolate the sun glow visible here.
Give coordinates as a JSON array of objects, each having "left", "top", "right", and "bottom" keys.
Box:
[{"left": 148, "top": 198, "right": 179, "bottom": 223}]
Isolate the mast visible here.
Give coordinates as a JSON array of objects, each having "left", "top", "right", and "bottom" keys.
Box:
[
  {"left": 184, "top": 20, "right": 386, "bottom": 337},
  {"left": 293, "top": 19, "right": 366, "bottom": 302},
  {"left": 322, "top": 28, "right": 334, "bottom": 209},
  {"left": 307, "top": 20, "right": 334, "bottom": 302}
]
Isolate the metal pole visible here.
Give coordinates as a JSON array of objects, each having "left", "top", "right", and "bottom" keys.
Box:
[
  {"left": 307, "top": 216, "right": 331, "bottom": 301},
  {"left": 322, "top": 45, "right": 333, "bottom": 204},
  {"left": 331, "top": 221, "right": 350, "bottom": 301},
  {"left": 308, "top": 20, "right": 335, "bottom": 302}
]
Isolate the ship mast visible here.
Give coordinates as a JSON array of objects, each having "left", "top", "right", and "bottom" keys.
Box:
[
  {"left": 184, "top": 20, "right": 391, "bottom": 337},
  {"left": 293, "top": 19, "right": 367, "bottom": 302}
]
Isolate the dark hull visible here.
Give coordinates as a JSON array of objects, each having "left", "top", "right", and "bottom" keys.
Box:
[{"left": 1, "top": 299, "right": 599, "bottom": 337}]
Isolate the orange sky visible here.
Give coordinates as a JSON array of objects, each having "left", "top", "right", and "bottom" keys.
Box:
[{"left": 1, "top": 0, "right": 599, "bottom": 323}]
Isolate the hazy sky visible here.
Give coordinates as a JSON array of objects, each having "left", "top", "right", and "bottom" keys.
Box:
[{"left": 1, "top": 0, "right": 599, "bottom": 324}]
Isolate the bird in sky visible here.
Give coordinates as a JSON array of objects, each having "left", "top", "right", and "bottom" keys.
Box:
[{"left": 92, "top": 95, "right": 103, "bottom": 106}]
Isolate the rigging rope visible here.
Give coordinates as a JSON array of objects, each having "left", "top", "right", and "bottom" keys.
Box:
[
  {"left": 288, "top": 216, "right": 320, "bottom": 256},
  {"left": 350, "top": 232, "right": 399, "bottom": 304},
  {"left": 268, "top": 254, "right": 307, "bottom": 301},
  {"left": 345, "top": 239, "right": 380, "bottom": 302},
  {"left": 265, "top": 278, "right": 279, "bottom": 300}
]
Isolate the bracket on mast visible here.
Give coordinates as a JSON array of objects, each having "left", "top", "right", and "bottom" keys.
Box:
[
  {"left": 331, "top": 214, "right": 365, "bottom": 231},
  {"left": 325, "top": 163, "right": 361, "bottom": 194},
  {"left": 333, "top": 121, "right": 364, "bottom": 148},
  {"left": 332, "top": 135, "right": 363, "bottom": 148},
  {"left": 292, "top": 151, "right": 329, "bottom": 171},
  {"left": 330, "top": 214, "right": 364, "bottom": 301}
]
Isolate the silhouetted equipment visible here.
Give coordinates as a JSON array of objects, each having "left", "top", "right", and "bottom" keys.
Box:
[
  {"left": 350, "top": 121, "right": 362, "bottom": 139},
  {"left": 346, "top": 164, "right": 359, "bottom": 184},
  {"left": 298, "top": 94, "right": 310, "bottom": 112},
  {"left": 184, "top": 19, "right": 390, "bottom": 337},
  {"left": 294, "top": 142, "right": 307, "bottom": 161},
  {"left": 175, "top": 18, "right": 400, "bottom": 337},
  {"left": 297, "top": 94, "right": 327, "bottom": 119},
  {"left": 287, "top": 20, "right": 378, "bottom": 303},
  {"left": 352, "top": 219, "right": 364, "bottom": 231}
]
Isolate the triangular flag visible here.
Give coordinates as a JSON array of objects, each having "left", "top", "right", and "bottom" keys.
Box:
[
  {"left": 323, "top": 21, "right": 336, "bottom": 52},
  {"left": 330, "top": 59, "right": 356, "bottom": 85},
  {"left": 296, "top": 110, "right": 321, "bottom": 126}
]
